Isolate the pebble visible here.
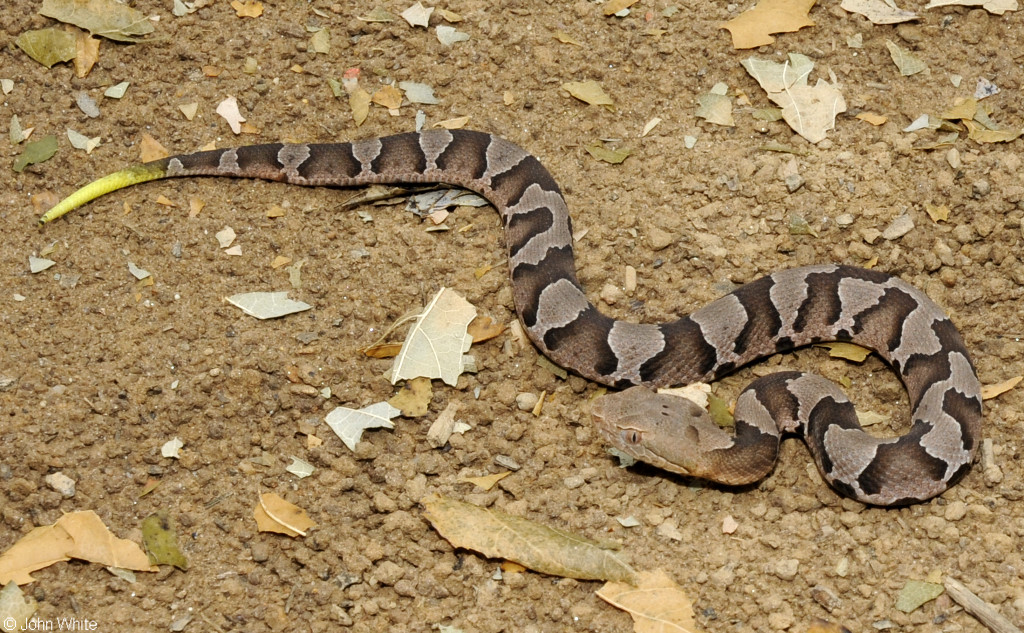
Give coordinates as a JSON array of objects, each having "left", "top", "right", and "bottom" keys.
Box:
[
  {"left": 973, "top": 179, "right": 991, "bottom": 197},
  {"left": 44, "top": 472, "right": 76, "bottom": 497},
  {"left": 882, "top": 214, "right": 914, "bottom": 240},
  {"left": 494, "top": 455, "right": 520, "bottom": 471},
  {"left": 784, "top": 173, "right": 805, "bottom": 193},
  {"left": 946, "top": 148, "right": 961, "bottom": 170},
  {"left": 562, "top": 474, "right": 585, "bottom": 489},
  {"left": 770, "top": 558, "right": 800, "bottom": 581},
  {"left": 835, "top": 213, "right": 854, "bottom": 227},
  {"left": 600, "top": 282, "right": 624, "bottom": 305},
  {"left": 514, "top": 392, "right": 538, "bottom": 411},
  {"left": 944, "top": 500, "right": 968, "bottom": 522},
  {"left": 646, "top": 227, "right": 674, "bottom": 251}
]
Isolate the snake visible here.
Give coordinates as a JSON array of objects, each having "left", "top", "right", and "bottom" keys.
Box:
[{"left": 39, "top": 129, "right": 982, "bottom": 506}]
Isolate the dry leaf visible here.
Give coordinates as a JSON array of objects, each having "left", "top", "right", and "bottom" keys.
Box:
[
  {"left": 721, "top": 0, "right": 817, "bottom": 49},
  {"left": 362, "top": 342, "right": 403, "bottom": 358},
  {"left": 886, "top": 40, "right": 928, "bottom": 76},
  {"left": 40, "top": 0, "right": 154, "bottom": 42},
  {"left": 226, "top": 292, "right": 312, "bottom": 320},
  {"left": 856, "top": 112, "right": 887, "bottom": 125},
  {"left": 816, "top": 342, "right": 872, "bottom": 362},
  {"left": 562, "top": 80, "right": 615, "bottom": 108},
  {"left": 604, "top": 0, "right": 641, "bottom": 14},
  {"left": 460, "top": 471, "right": 511, "bottom": 491},
  {"left": 597, "top": 570, "right": 703, "bottom": 633},
  {"left": 254, "top": 493, "right": 316, "bottom": 537},
  {"left": 324, "top": 401, "right": 400, "bottom": 450},
  {"left": 140, "top": 511, "right": 188, "bottom": 570},
  {"left": 390, "top": 288, "right": 476, "bottom": 387},
  {"left": 401, "top": 1, "right": 433, "bottom": 27},
  {"left": 388, "top": 376, "right": 433, "bottom": 416},
  {"left": 216, "top": 95, "right": 246, "bottom": 134},
  {"left": 427, "top": 401, "right": 463, "bottom": 448},
  {"left": 0, "top": 511, "right": 156, "bottom": 585},
  {"left": 925, "top": 0, "right": 1017, "bottom": 14},
  {"left": 74, "top": 33, "right": 100, "bottom": 77},
  {"left": 981, "top": 376, "right": 1022, "bottom": 400},
  {"left": 554, "top": 31, "right": 583, "bottom": 45},
  {"left": 422, "top": 494, "right": 636, "bottom": 583},
  {"left": 963, "top": 120, "right": 1022, "bottom": 143},
  {"left": 434, "top": 115, "right": 472, "bottom": 130},
  {"left": 585, "top": 143, "right": 631, "bottom": 164},
  {"left": 468, "top": 315, "right": 505, "bottom": 343},
  {"left": 924, "top": 203, "right": 949, "bottom": 222},
  {"left": 230, "top": 0, "right": 263, "bottom": 17},
  {"left": 742, "top": 54, "right": 847, "bottom": 144},
  {"left": 349, "top": 88, "right": 371, "bottom": 126},
  {"left": 696, "top": 92, "right": 735, "bottom": 126},
  {"left": 139, "top": 133, "right": 169, "bottom": 162},
  {"left": 840, "top": 0, "right": 918, "bottom": 23},
  {"left": 372, "top": 85, "right": 403, "bottom": 111}
]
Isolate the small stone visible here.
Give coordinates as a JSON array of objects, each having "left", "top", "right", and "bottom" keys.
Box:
[
  {"left": 812, "top": 585, "right": 842, "bottom": 612},
  {"left": 882, "top": 214, "right": 914, "bottom": 240},
  {"left": 784, "top": 173, "right": 805, "bottom": 193},
  {"left": 835, "top": 213, "right": 854, "bottom": 227},
  {"left": 860, "top": 228, "right": 882, "bottom": 245},
  {"left": 494, "top": 455, "right": 520, "bottom": 471},
  {"left": 767, "top": 610, "right": 794, "bottom": 630},
  {"left": 44, "top": 472, "right": 76, "bottom": 497},
  {"left": 251, "top": 542, "right": 271, "bottom": 562},
  {"left": 515, "top": 392, "right": 538, "bottom": 411},
  {"left": 710, "top": 566, "right": 735, "bottom": 586},
  {"left": 624, "top": 265, "right": 637, "bottom": 293},
  {"left": 655, "top": 518, "right": 682, "bottom": 541},
  {"left": 946, "top": 148, "right": 961, "bottom": 170},
  {"left": 944, "top": 500, "right": 968, "bottom": 522},
  {"left": 973, "top": 179, "right": 991, "bottom": 197},
  {"left": 771, "top": 558, "right": 800, "bottom": 581},
  {"left": 721, "top": 515, "right": 738, "bottom": 534},
  {"left": 646, "top": 227, "right": 674, "bottom": 250},
  {"left": 600, "top": 282, "right": 624, "bottom": 306},
  {"left": 563, "top": 474, "right": 585, "bottom": 489}
]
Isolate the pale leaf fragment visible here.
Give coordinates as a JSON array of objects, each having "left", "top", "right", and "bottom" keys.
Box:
[
  {"left": 925, "top": 0, "right": 1017, "bottom": 14},
  {"left": 720, "top": 0, "right": 817, "bottom": 49},
  {"left": 981, "top": 376, "right": 1022, "bottom": 400},
  {"left": 324, "top": 401, "right": 400, "bottom": 450},
  {"left": 696, "top": 92, "right": 735, "bottom": 126},
  {"left": 399, "top": 81, "right": 440, "bottom": 105},
  {"left": 597, "top": 569, "right": 703, "bottom": 633},
  {"left": 422, "top": 494, "right": 636, "bottom": 583},
  {"left": 742, "top": 54, "right": 846, "bottom": 143},
  {"left": 562, "top": 80, "right": 614, "bottom": 107},
  {"left": 896, "top": 579, "right": 944, "bottom": 613},
  {"left": 0, "top": 582, "right": 37, "bottom": 631},
  {"left": 427, "top": 401, "right": 463, "bottom": 448},
  {"left": 161, "top": 437, "right": 183, "bottom": 458},
  {"left": 886, "top": 40, "right": 927, "bottom": 76},
  {"left": 226, "top": 292, "right": 312, "bottom": 320},
  {"left": 434, "top": 115, "right": 471, "bottom": 130},
  {"left": 16, "top": 28, "right": 76, "bottom": 68},
  {"left": 139, "top": 133, "right": 169, "bottom": 162},
  {"left": 841, "top": 0, "right": 918, "bottom": 23},
  {"left": 924, "top": 203, "right": 949, "bottom": 222},
  {"left": 436, "top": 25, "right": 470, "bottom": 46},
  {"left": 104, "top": 81, "right": 129, "bottom": 98},
  {"left": 856, "top": 112, "right": 887, "bottom": 125},
  {"left": 254, "top": 493, "right": 316, "bottom": 537},
  {"left": 460, "top": 471, "right": 511, "bottom": 491},
  {"left": 178, "top": 102, "right": 199, "bottom": 120},
  {"left": 216, "top": 95, "right": 246, "bottom": 134},
  {"left": 285, "top": 457, "right": 314, "bottom": 479},
  {"left": 401, "top": 2, "right": 433, "bottom": 27},
  {"left": 390, "top": 288, "right": 476, "bottom": 387},
  {"left": 230, "top": 0, "right": 263, "bottom": 18},
  {"left": 604, "top": 0, "right": 641, "bottom": 14}
]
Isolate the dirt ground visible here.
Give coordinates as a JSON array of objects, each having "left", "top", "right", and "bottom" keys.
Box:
[{"left": 2, "top": 0, "right": 1024, "bottom": 631}]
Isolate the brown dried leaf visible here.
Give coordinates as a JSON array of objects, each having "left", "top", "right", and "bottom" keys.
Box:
[
  {"left": 468, "top": 315, "right": 506, "bottom": 343},
  {"left": 139, "top": 133, "right": 169, "bottom": 162},
  {"left": 597, "top": 569, "right": 703, "bottom": 633},
  {"left": 816, "top": 342, "right": 872, "bottom": 362},
  {"left": 230, "top": 0, "right": 264, "bottom": 18},
  {"left": 254, "top": 493, "right": 316, "bottom": 537},
  {"left": 720, "top": 0, "right": 817, "bottom": 49},
  {"left": 963, "top": 120, "right": 1022, "bottom": 143},
  {"left": 856, "top": 112, "right": 887, "bottom": 125},
  {"left": 924, "top": 203, "right": 949, "bottom": 222},
  {"left": 74, "top": 33, "right": 100, "bottom": 78},
  {"left": 422, "top": 494, "right": 636, "bottom": 583},
  {"left": 372, "top": 85, "right": 403, "bottom": 111},
  {"left": 349, "top": 88, "right": 371, "bottom": 126}
]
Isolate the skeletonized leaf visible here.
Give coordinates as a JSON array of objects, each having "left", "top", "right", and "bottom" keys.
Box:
[
  {"left": 227, "top": 292, "right": 312, "bottom": 319},
  {"left": 840, "top": 0, "right": 918, "bottom": 23},
  {"left": 390, "top": 288, "right": 476, "bottom": 387},
  {"left": 742, "top": 55, "right": 846, "bottom": 144},
  {"left": 720, "top": 0, "right": 817, "bottom": 49},
  {"left": 40, "top": 0, "right": 154, "bottom": 42},
  {"left": 885, "top": 40, "right": 927, "bottom": 76},
  {"left": 597, "top": 570, "right": 703, "bottom": 633},
  {"left": 324, "top": 401, "right": 401, "bottom": 450},
  {"left": 422, "top": 494, "right": 636, "bottom": 583}
]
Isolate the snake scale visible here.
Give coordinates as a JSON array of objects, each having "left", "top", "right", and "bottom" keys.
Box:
[{"left": 40, "top": 129, "right": 982, "bottom": 506}]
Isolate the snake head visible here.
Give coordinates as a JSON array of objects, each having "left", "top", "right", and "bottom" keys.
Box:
[{"left": 591, "top": 386, "right": 727, "bottom": 480}]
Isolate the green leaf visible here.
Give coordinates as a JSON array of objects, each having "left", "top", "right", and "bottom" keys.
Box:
[
  {"left": 585, "top": 143, "right": 631, "bottom": 164},
  {"left": 40, "top": 0, "right": 155, "bottom": 43},
  {"left": 140, "top": 511, "right": 188, "bottom": 570},
  {"left": 13, "top": 135, "right": 58, "bottom": 173},
  {"left": 895, "top": 579, "right": 943, "bottom": 613},
  {"left": 15, "top": 29, "right": 76, "bottom": 68}
]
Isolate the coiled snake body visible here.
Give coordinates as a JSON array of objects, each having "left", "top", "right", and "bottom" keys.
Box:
[{"left": 41, "top": 129, "right": 982, "bottom": 506}]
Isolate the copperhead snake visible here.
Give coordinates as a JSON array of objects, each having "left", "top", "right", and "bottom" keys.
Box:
[{"left": 40, "top": 129, "right": 982, "bottom": 506}]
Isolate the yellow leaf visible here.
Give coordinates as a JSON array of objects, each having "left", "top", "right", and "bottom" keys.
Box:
[
  {"left": 230, "top": 0, "right": 263, "bottom": 18},
  {"left": 74, "top": 33, "right": 99, "bottom": 78},
  {"left": 362, "top": 342, "right": 404, "bottom": 358},
  {"left": 856, "top": 112, "right": 887, "bottom": 125},
  {"left": 720, "top": 0, "right": 817, "bottom": 49},
  {"left": 604, "top": 0, "right": 640, "bottom": 14},
  {"left": 981, "top": 376, "right": 1022, "bottom": 400},
  {"left": 468, "top": 315, "right": 505, "bottom": 343},
  {"left": 433, "top": 115, "right": 471, "bottom": 130},
  {"left": 422, "top": 494, "right": 636, "bottom": 583},
  {"left": 388, "top": 376, "right": 433, "bottom": 417},
  {"left": 372, "top": 85, "right": 403, "bottom": 111},
  {"left": 459, "top": 471, "right": 511, "bottom": 491},
  {"left": 816, "top": 342, "right": 872, "bottom": 362},
  {"left": 349, "top": 88, "right": 371, "bottom": 126},
  {"left": 597, "top": 569, "right": 704, "bottom": 633},
  {"left": 155, "top": 195, "right": 175, "bottom": 207},
  {"left": 553, "top": 30, "right": 582, "bottom": 45},
  {"left": 963, "top": 120, "right": 1022, "bottom": 143},
  {"left": 139, "top": 133, "right": 169, "bottom": 162},
  {"left": 562, "top": 80, "right": 614, "bottom": 107},
  {"left": 189, "top": 197, "right": 205, "bottom": 217},
  {"left": 254, "top": 493, "right": 316, "bottom": 536},
  {"left": 924, "top": 203, "right": 949, "bottom": 222},
  {"left": 270, "top": 255, "right": 292, "bottom": 269}
]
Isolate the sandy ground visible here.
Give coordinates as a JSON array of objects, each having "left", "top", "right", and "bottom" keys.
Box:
[{"left": 2, "top": 0, "right": 1024, "bottom": 631}]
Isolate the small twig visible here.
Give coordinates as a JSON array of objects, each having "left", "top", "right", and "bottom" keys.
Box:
[{"left": 944, "top": 577, "right": 1022, "bottom": 633}]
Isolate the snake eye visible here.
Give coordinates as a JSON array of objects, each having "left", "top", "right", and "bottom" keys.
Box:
[{"left": 625, "top": 430, "right": 642, "bottom": 445}]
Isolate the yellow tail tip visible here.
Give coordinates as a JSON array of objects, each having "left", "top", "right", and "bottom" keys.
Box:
[{"left": 38, "top": 163, "right": 168, "bottom": 225}]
